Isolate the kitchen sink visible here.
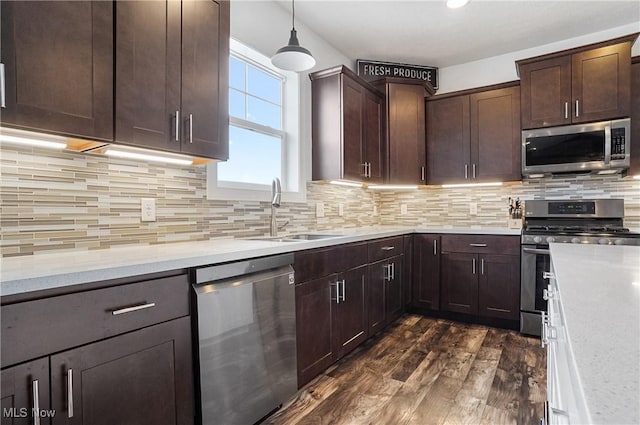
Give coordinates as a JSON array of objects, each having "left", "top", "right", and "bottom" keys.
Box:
[{"left": 246, "top": 233, "right": 342, "bottom": 242}]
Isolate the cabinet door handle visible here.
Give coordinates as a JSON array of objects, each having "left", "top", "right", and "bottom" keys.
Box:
[
  {"left": 32, "top": 379, "right": 40, "bottom": 425},
  {"left": 390, "top": 263, "right": 395, "bottom": 280},
  {"left": 331, "top": 282, "right": 340, "bottom": 304},
  {"left": 575, "top": 100, "right": 579, "bottom": 117},
  {"left": 67, "top": 369, "right": 74, "bottom": 418},
  {"left": 469, "top": 243, "right": 487, "bottom": 247},
  {"left": 188, "top": 114, "right": 194, "bottom": 143},
  {"left": 473, "top": 163, "right": 476, "bottom": 179},
  {"left": 421, "top": 166, "right": 425, "bottom": 181},
  {"left": 0, "top": 63, "right": 5, "bottom": 108},
  {"left": 175, "top": 110, "right": 180, "bottom": 142},
  {"left": 481, "top": 258, "right": 484, "bottom": 275},
  {"left": 340, "top": 279, "right": 346, "bottom": 302},
  {"left": 381, "top": 246, "right": 395, "bottom": 251},
  {"left": 111, "top": 302, "right": 156, "bottom": 315},
  {"left": 464, "top": 164, "right": 468, "bottom": 179},
  {"left": 433, "top": 239, "right": 437, "bottom": 256},
  {"left": 564, "top": 102, "right": 569, "bottom": 119},
  {"left": 472, "top": 258, "right": 476, "bottom": 275}
]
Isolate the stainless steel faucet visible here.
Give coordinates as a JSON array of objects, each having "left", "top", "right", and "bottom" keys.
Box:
[{"left": 270, "top": 178, "right": 281, "bottom": 237}]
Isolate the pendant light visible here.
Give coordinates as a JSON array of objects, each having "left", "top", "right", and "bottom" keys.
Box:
[{"left": 271, "top": 0, "right": 316, "bottom": 72}]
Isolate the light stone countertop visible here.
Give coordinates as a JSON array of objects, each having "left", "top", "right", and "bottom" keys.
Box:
[
  {"left": 1, "top": 226, "right": 521, "bottom": 297},
  {"left": 550, "top": 243, "right": 640, "bottom": 425}
]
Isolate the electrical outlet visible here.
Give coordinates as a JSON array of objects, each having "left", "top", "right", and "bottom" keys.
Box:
[
  {"left": 316, "top": 202, "right": 325, "bottom": 218},
  {"left": 141, "top": 198, "right": 156, "bottom": 222},
  {"left": 338, "top": 203, "right": 344, "bottom": 217},
  {"left": 469, "top": 202, "right": 478, "bottom": 215},
  {"left": 400, "top": 204, "right": 408, "bottom": 215}
]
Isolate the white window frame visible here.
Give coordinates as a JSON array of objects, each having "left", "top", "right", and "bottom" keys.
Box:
[{"left": 207, "top": 38, "right": 305, "bottom": 202}]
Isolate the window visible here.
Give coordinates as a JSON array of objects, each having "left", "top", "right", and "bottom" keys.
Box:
[{"left": 207, "top": 39, "right": 304, "bottom": 202}]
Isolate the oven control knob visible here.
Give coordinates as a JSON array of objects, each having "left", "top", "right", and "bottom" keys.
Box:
[
  {"left": 533, "top": 236, "right": 542, "bottom": 243},
  {"left": 546, "top": 236, "right": 556, "bottom": 243},
  {"left": 598, "top": 239, "right": 609, "bottom": 245},
  {"left": 571, "top": 238, "right": 581, "bottom": 244}
]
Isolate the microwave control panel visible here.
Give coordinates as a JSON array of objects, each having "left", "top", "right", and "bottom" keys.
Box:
[{"left": 611, "top": 127, "right": 626, "bottom": 160}]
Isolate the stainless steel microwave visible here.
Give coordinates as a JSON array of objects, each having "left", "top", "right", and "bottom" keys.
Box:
[{"left": 522, "top": 118, "right": 630, "bottom": 177}]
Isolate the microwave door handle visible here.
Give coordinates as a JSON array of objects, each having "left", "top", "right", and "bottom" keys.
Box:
[{"left": 604, "top": 126, "right": 611, "bottom": 164}]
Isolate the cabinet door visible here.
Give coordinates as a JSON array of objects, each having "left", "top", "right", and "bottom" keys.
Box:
[
  {"left": 519, "top": 56, "right": 572, "bottom": 129},
  {"left": 0, "top": 1, "right": 113, "bottom": 141},
  {"left": 181, "top": 0, "right": 230, "bottom": 159},
  {"left": 571, "top": 43, "right": 631, "bottom": 124},
  {"left": 1, "top": 358, "right": 50, "bottom": 425},
  {"left": 470, "top": 86, "right": 521, "bottom": 182},
  {"left": 403, "top": 236, "right": 413, "bottom": 307},
  {"left": 412, "top": 234, "right": 441, "bottom": 310},
  {"left": 441, "top": 252, "right": 478, "bottom": 315},
  {"left": 115, "top": 1, "right": 181, "bottom": 152},
  {"left": 342, "top": 75, "right": 366, "bottom": 181},
  {"left": 295, "top": 276, "right": 335, "bottom": 387},
  {"left": 630, "top": 60, "right": 640, "bottom": 176},
  {"left": 386, "top": 255, "right": 404, "bottom": 324},
  {"left": 334, "top": 266, "right": 368, "bottom": 359},
  {"left": 388, "top": 84, "right": 426, "bottom": 184},
  {"left": 368, "top": 260, "right": 387, "bottom": 335},
  {"left": 478, "top": 254, "right": 520, "bottom": 321},
  {"left": 426, "top": 95, "right": 470, "bottom": 184},
  {"left": 363, "top": 88, "right": 385, "bottom": 183},
  {"left": 50, "top": 317, "right": 193, "bottom": 425}
]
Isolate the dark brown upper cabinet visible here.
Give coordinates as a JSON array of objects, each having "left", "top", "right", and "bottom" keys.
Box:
[
  {"left": 426, "top": 83, "right": 521, "bottom": 184},
  {"left": 373, "top": 79, "right": 434, "bottom": 185},
  {"left": 630, "top": 57, "right": 640, "bottom": 176},
  {"left": 517, "top": 34, "right": 637, "bottom": 129},
  {"left": 310, "top": 66, "right": 385, "bottom": 183},
  {"left": 0, "top": 1, "right": 114, "bottom": 141},
  {"left": 115, "top": 0, "right": 229, "bottom": 160}
]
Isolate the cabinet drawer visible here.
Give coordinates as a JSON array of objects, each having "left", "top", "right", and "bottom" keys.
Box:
[
  {"left": 368, "top": 236, "right": 404, "bottom": 262},
  {"left": 1, "top": 274, "right": 189, "bottom": 368},
  {"left": 440, "top": 234, "right": 520, "bottom": 255},
  {"left": 295, "top": 242, "right": 368, "bottom": 283}
]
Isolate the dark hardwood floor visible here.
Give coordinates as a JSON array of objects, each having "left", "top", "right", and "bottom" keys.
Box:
[{"left": 266, "top": 314, "right": 545, "bottom": 425}]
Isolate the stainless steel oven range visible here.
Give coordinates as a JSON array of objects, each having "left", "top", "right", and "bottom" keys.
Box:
[{"left": 520, "top": 199, "right": 640, "bottom": 336}]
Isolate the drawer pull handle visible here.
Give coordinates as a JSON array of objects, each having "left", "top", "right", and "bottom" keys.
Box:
[
  {"left": 33, "top": 379, "right": 40, "bottom": 425},
  {"left": 469, "top": 243, "right": 487, "bottom": 247},
  {"left": 543, "top": 271, "right": 555, "bottom": 280},
  {"left": 111, "top": 302, "right": 156, "bottom": 315},
  {"left": 381, "top": 246, "right": 395, "bottom": 251},
  {"left": 67, "top": 369, "right": 73, "bottom": 418}
]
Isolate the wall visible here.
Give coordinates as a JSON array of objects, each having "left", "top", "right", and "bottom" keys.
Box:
[{"left": 0, "top": 145, "right": 379, "bottom": 257}]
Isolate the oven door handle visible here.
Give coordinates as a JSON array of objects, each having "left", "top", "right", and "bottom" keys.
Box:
[{"left": 522, "top": 247, "right": 550, "bottom": 255}]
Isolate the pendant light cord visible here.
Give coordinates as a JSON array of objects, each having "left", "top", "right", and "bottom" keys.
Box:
[{"left": 292, "top": 0, "right": 296, "bottom": 30}]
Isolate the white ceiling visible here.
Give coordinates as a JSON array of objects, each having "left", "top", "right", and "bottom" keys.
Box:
[{"left": 278, "top": 0, "right": 640, "bottom": 68}]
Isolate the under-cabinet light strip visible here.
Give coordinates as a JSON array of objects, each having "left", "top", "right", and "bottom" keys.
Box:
[
  {"left": 104, "top": 149, "right": 193, "bottom": 166},
  {"left": 367, "top": 184, "right": 419, "bottom": 190},
  {"left": 0, "top": 133, "right": 67, "bottom": 150},
  {"left": 441, "top": 182, "right": 503, "bottom": 188},
  {"left": 329, "top": 180, "right": 364, "bottom": 188}
]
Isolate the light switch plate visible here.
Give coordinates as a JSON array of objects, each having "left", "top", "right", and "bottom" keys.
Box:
[
  {"left": 400, "top": 204, "right": 408, "bottom": 215},
  {"left": 316, "top": 202, "right": 325, "bottom": 218},
  {"left": 338, "top": 203, "right": 344, "bottom": 217},
  {"left": 469, "top": 202, "right": 478, "bottom": 215},
  {"left": 141, "top": 198, "right": 156, "bottom": 222}
]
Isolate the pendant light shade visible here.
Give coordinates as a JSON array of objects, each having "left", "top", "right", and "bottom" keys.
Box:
[{"left": 271, "top": 0, "right": 316, "bottom": 72}]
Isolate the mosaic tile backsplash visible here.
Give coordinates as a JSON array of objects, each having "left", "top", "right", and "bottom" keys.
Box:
[{"left": 1, "top": 145, "right": 639, "bottom": 257}]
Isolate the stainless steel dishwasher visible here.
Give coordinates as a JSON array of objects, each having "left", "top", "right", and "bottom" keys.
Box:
[{"left": 192, "top": 254, "right": 297, "bottom": 425}]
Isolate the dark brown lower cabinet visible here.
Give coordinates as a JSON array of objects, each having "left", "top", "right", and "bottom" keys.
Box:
[
  {"left": 49, "top": 317, "right": 193, "bottom": 425},
  {"left": 368, "top": 255, "right": 403, "bottom": 335},
  {"left": 1, "top": 358, "right": 51, "bottom": 425},
  {"left": 412, "top": 234, "right": 441, "bottom": 310},
  {"left": 403, "top": 236, "right": 413, "bottom": 307},
  {"left": 333, "top": 266, "right": 368, "bottom": 358},
  {"left": 478, "top": 254, "right": 520, "bottom": 320},
  {"left": 441, "top": 252, "right": 478, "bottom": 315},
  {"left": 295, "top": 275, "right": 335, "bottom": 387}
]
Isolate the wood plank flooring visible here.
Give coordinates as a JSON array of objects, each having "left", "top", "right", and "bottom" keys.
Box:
[{"left": 266, "top": 314, "right": 545, "bottom": 425}]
